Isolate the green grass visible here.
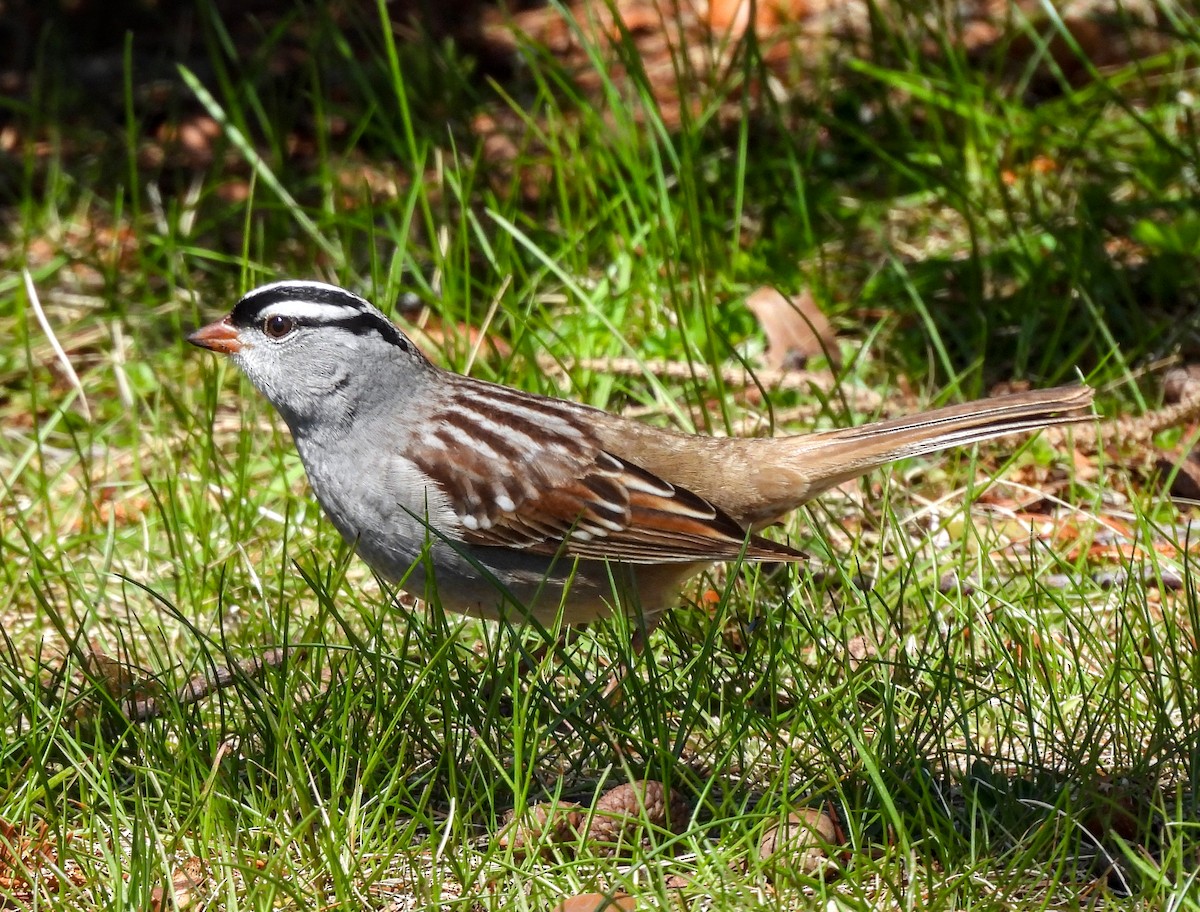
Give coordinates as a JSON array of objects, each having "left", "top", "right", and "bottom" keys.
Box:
[{"left": 2, "top": 1, "right": 1200, "bottom": 908}]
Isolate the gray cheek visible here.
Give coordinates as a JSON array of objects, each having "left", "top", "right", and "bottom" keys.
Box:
[
  {"left": 230, "top": 349, "right": 286, "bottom": 406},
  {"left": 328, "top": 363, "right": 352, "bottom": 396}
]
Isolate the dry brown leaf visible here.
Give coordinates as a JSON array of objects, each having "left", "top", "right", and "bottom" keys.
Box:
[
  {"left": 745, "top": 287, "right": 840, "bottom": 370},
  {"left": 1156, "top": 449, "right": 1200, "bottom": 501},
  {"left": 0, "top": 817, "right": 85, "bottom": 901},
  {"left": 148, "top": 856, "right": 206, "bottom": 912},
  {"left": 154, "top": 115, "right": 221, "bottom": 170},
  {"left": 552, "top": 892, "right": 638, "bottom": 912},
  {"left": 216, "top": 180, "right": 251, "bottom": 203},
  {"left": 844, "top": 635, "right": 874, "bottom": 671},
  {"left": 707, "top": 0, "right": 811, "bottom": 35}
]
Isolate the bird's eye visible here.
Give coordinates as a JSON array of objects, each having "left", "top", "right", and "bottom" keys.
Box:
[{"left": 263, "top": 314, "right": 295, "bottom": 339}]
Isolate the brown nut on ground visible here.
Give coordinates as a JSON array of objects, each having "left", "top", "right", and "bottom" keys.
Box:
[
  {"left": 758, "top": 806, "right": 841, "bottom": 879},
  {"left": 588, "top": 780, "right": 690, "bottom": 847},
  {"left": 499, "top": 801, "right": 585, "bottom": 854}
]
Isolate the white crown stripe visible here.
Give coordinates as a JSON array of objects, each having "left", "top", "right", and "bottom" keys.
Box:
[
  {"left": 241, "top": 279, "right": 369, "bottom": 305},
  {"left": 257, "top": 300, "right": 366, "bottom": 324}
]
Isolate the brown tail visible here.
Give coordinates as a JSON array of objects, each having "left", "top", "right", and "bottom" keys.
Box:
[{"left": 737, "top": 384, "right": 1094, "bottom": 524}]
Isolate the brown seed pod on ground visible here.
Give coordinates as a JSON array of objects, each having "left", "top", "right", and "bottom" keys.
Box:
[
  {"left": 588, "top": 780, "right": 691, "bottom": 848},
  {"left": 758, "top": 806, "right": 842, "bottom": 879},
  {"left": 499, "top": 801, "right": 585, "bottom": 855}
]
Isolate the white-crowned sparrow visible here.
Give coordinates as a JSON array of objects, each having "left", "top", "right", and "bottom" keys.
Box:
[{"left": 188, "top": 280, "right": 1093, "bottom": 628}]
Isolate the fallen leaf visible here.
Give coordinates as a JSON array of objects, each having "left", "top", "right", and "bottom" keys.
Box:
[
  {"left": 707, "top": 0, "right": 811, "bottom": 35},
  {"left": 1156, "top": 449, "right": 1200, "bottom": 501},
  {"left": 844, "top": 635, "right": 874, "bottom": 671},
  {"left": 552, "top": 892, "right": 638, "bottom": 912},
  {"left": 745, "top": 286, "right": 840, "bottom": 370},
  {"left": 148, "top": 857, "right": 206, "bottom": 912}
]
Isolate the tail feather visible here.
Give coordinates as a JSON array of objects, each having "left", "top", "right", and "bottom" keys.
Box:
[
  {"left": 598, "top": 383, "right": 1095, "bottom": 529},
  {"left": 718, "top": 384, "right": 1097, "bottom": 525},
  {"left": 781, "top": 384, "right": 1094, "bottom": 497}
]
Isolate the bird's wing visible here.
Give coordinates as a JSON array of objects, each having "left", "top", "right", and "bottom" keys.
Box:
[{"left": 410, "top": 388, "right": 804, "bottom": 565}]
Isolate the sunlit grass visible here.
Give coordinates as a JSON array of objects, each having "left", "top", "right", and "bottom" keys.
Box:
[{"left": 1, "top": 2, "right": 1199, "bottom": 909}]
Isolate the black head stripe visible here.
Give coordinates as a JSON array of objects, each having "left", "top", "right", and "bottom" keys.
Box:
[
  {"left": 231, "top": 281, "right": 414, "bottom": 354},
  {"left": 231, "top": 281, "right": 368, "bottom": 325},
  {"left": 319, "top": 312, "right": 411, "bottom": 351}
]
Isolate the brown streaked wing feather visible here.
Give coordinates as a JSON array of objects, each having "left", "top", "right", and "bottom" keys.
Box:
[
  {"left": 410, "top": 382, "right": 804, "bottom": 564},
  {"left": 459, "top": 450, "right": 804, "bottom": 563}
]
